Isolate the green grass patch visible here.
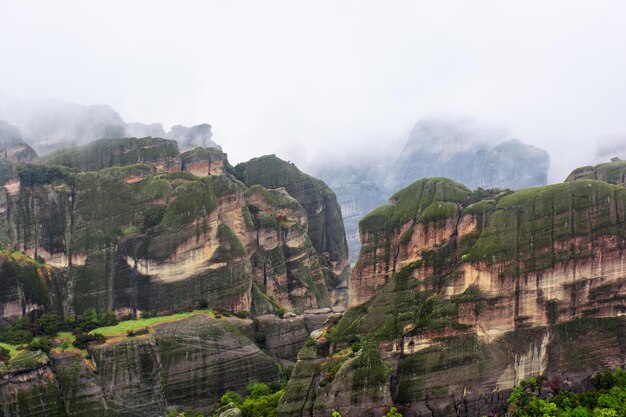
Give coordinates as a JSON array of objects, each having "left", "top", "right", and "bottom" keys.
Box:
[
  {"left": 89, "top": 309, "right": 215, "bottom": 336},
  {"left": 0, "top": 342, "right": 20, "bottom": 358}
]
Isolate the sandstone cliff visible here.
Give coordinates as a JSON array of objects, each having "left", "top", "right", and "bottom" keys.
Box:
[
  {"left": 279, "top": 177, "right": 626, "bottom": 417},
  {"left": 233, "top": 155, "right": 351, "bottom": 307},
  {"left": 0, "top": 315, "right": 282, "bottom": 416},
  {"left": 0, "top": 139, "right": 349, "bottom": 318}
]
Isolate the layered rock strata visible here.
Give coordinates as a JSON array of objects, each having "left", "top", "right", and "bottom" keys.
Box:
[{"left": 279, "top": 177, "right": 626, "bottom": 417}]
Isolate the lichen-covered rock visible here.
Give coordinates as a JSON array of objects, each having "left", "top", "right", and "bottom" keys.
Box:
[
  {"left": 233, "top": 155, "right": 350, "bottom": 307},
  {"left": 0, "top": 141, "right": 339, "bottom": 318},
  {"left": 0, "top": 251, "right": 54, "bottom": 319},
  {"left": 280, "top": 176, "right": 626, "bottom": 417},
  {"left": 42, "top": 137, "right": 180, "bottom": 173},
  {"left": 1, "top": 315, "right": 281, "bottom": 416},
  {"left": 565, "top": 159, "right": 626, "bottom": 187},
  {"left": 0, "top": 351, "right": 66, "bottom": 417}
]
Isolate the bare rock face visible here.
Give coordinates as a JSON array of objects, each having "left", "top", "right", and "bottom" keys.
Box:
[
  {"left": 233, "top": 155, "right": 351, "bottom": 307},
  {"left": 0, "top": 351, "right": 66, "bottom": 417},
  {"left": 0, "top": 139, "right": 339, "bottom": 319},
  {"left": 0, "top": 316, "right": 280, "bottom": 416},
  {"left": 279, "top": 175, "right": 626, "bottom": 417}
]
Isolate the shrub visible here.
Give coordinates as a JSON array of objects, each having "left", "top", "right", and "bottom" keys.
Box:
[
  {"left": 37, "top": 313, "right": 61, "bottom": 336},
  {"left": 143, "top": 205, "right": 166, "bottom": 229},
  {"left": 234, "top": 310, "right": 249, "bottom": 319},
  {"left": 0, "top": 346, "right": 10, "bottom": 362},
  {"left": 0, "top": 328, "right": 34, "bottom": 345},
  {"left": 28, "top": 336, "right": 51, "bottom": 353},
  {"left": 74, "top": 333, "right": 105, "bottom": 350}
]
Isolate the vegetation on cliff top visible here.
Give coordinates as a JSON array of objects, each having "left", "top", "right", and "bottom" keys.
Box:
[
  {"left": 42, "top": 136, "right": 179, "bottom": 171},
  {"left": 360, "top": 177, "right": 470, "bottom": 233}
]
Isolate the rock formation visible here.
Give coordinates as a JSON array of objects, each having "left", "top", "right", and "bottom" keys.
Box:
[
  {"left": 0, "top": 315, "right": 282, "bottom": 416},
  {"left": 0, "top": 140, "right": 349, "bottom": 319},
  {"left": 233, "top": 155, "right": 351, "bottom": 307},
  {"left": 278, "top": 176, "right": 626, "bottom": 417},
  {"left": 565, "top": 158, "right": 626, "bottom": 187},
  {"left": 313, "top": 117, "right": 550, "bottom": 267}
]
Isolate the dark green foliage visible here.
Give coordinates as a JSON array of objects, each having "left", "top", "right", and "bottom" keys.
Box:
[
  {"left": 74, "top": 308, "right": 117, "bottom": 333},
  {"left": 17, "top": 163, "right": 74, "bottom": 187},
  {"left": 37, "top": 313, "right": 61, "bottom": 336},
  {"left": 348, "top": 340, "right": 392, "bottom": 390},
  {"left": 73, "top": 332, "right": 105, "bottom": 350},
  {"left": 143, "top": 204, "right": 165, "bottom": 229},
  {"left": 507, "top": 370, "right": 626, "bottom": 417},
  {"left": 360, "top": 177, "right": 469, "bottom": 233},
  {"left": 28, "top": 336, "right": 51, "bottom": 353},
  {"left": 0, "top": 317, "right": 34, "bottom": 344},
  {"left": 43, "top": 137, "right": 179, "bottom": 171},
  {"left": 468, "top": 180, "right": 626, "bottom": 265},
  {"left": 0, "top": 345, "right": 9, "bottom": 362}
]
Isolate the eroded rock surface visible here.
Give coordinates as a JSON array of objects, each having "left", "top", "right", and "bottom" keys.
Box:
[{"left": 279, "top": 176, "right": 626, "bottom": 417}]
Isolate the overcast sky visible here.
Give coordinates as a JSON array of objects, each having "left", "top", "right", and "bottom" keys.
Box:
[{"left": 1, "top": 0, "right": 626, "bottom": 181}]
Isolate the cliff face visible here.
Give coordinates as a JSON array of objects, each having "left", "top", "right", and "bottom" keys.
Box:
[
  {"left": 0, "top": 315, "right": 283, "bottom": 417},
  {"left": 234, "top": 155, "right": 351, "bottom": 307},
  {"left": 312, "top": 117, "right": 550, "bottom": 268},
  {"left": 0, "top": 140, "right": 345, "bottom": 318},
  {"left": 279, "top": 177, "right": 626, "bottom": 417},
  {"left": 566, "top": 159, "right": 626, "bottom": 187}
]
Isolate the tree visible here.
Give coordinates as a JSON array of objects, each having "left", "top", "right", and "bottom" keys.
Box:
[{"left": 37, "top": 313, "right": 61, "bottom": 336}]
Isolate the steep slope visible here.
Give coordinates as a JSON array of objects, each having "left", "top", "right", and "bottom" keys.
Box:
[
  {"left": 233, "top": 155, "right": 351, "bottom": 307},
  {"left": 0, "top": 140, "right": 339, "bottom": 319},
  {"left": 0, "top": 315, "right": 281, "bottom": 417},
  {"left": 279, "top": 177, "right": 626, "bottom": 417}
]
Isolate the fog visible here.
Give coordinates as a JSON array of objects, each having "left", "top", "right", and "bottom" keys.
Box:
[{"left": 1, "top": 0, "right": 626, "bottom": 182}]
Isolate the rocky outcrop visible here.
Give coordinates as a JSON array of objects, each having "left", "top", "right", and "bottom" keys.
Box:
[
  {"left": 565, "top": 159, "right": 626, "bottom": 187},
  {"left": 0, "top": 315, "right": 284, "bottom": 416},
  {"left": 0, "top": 351, "right": 66, "bottom": 417},
  {"left": 279, "top": 176, "right": 626, "bottom": 417},
  {"left": 312, "top": 117, "right": 550, "bottom": 268},
  {"left": 254, "top": 308, "right": 336, "bottom": 364},
  {"left": 42, "top": 137, "right": 180, "bottom": 172},
  {"left": 234, "top": 155, "right": 350, "bottom": 307},
  {"left": 0, "top": 141, "right": 342, "bottom": 318}
]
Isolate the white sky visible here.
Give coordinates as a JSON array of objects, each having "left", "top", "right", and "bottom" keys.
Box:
[{"left": 1, "top": 0, "right": 626, "bottom": 181}]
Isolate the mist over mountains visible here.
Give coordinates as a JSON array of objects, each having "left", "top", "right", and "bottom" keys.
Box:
[
  {"left": 310, "top": 117, "right": 551, "bottom": 262},
  {"left": 0, "top": 97, "right": 220, "bottom": 155}
]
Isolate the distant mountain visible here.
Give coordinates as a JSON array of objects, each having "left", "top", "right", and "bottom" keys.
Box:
[
  {"left": 313, "top": 117, "right": 550, "bottom": 263},
  {"left": 0, "top": 97, "right": 220, "bottom": 154},
  {"left": 387, "top": 117, "right": 549, "bottom": 191}
]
